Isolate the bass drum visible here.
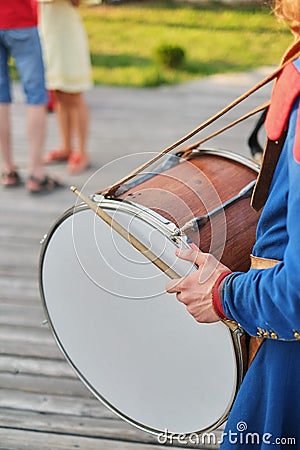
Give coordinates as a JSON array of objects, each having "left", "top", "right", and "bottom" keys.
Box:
[
  {"left": 114, "top": 148, "right": 261, "bottom": 272},
  {"left": 39, "top": 148, "right": 260, "bottom": 437}
]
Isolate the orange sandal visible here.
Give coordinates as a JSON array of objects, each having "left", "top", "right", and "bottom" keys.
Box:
[
  {"left": 67, "top": 153, "right": 89, "bottom": 174},
  {"left": 44, "top": 149, "right": 71, "bottom": 164}
]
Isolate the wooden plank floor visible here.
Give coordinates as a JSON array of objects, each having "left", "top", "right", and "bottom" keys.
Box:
[
  {"left": 0, "top": 172, "right": 222, "bottom": 450},
  {"left": 0, "top": 76, "right": 270, "bottom": 449}
]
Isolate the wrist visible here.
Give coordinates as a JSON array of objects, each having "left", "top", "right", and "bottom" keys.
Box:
[{"left": 211, "top": 271, "right": 232, "bottom": 320}]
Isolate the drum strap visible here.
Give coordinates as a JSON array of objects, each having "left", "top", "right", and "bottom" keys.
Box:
[
  {"left": 100, "top": 40, "right": 300, "bottom": 198},
  {"left": 249, "top": 39, "right": 300, "bottom": 210},
  {"left": 250, "top": 131, "right": 287, "bottom": 211},
  {"left": 247, "top": 254, "right": 280, "bottom": 368}
]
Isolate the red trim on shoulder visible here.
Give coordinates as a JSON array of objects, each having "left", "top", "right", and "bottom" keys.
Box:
[
  {"left": 265, "top": 63, "right": 300, "bottom": 141},
  {"left": 211, "top": 271, "right": 231, "bottom": 320},
  {"left": 295, "top": 104, "right": 300, "bottom": 163}
]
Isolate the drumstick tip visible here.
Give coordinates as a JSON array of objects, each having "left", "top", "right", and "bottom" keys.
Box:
[{"left": 70, "top": 185, "right": 78, "bottom": 193}]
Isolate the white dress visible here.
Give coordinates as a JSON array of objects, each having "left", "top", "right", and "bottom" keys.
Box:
[{"left": 38, "top": 0, "right": 93, "bottom": 92}]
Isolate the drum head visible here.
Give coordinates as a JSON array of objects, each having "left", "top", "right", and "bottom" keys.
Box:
[{"left": 40, "top": 199, "right": 238, "bottom": 436}]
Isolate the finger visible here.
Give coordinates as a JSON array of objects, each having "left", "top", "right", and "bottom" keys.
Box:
[
  {"left": 189, "top": 242, "right": 201, "bottom": 252},
  {"left": 175, "top": 247, "right": 198, "bottom": 262},
  {"left": 166, "top": 278, "right": 182, "bottom": 293},
  {"left": 176, "top": 247, "right": 206, "bottom": 267},
  {"left": 176, "top": 292, "right": 188, "bottom": 307}
]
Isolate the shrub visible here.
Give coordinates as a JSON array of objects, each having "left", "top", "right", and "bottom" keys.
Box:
[{"left": 154, "top": 44, "right": 185, "bottom": 69}]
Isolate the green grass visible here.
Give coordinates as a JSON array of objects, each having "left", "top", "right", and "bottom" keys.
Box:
[
  {"left": 81, "top": 0, "right": 292, "bottom": 87},
  {"left": 88, "top": 1, "right": 293, "bottom": 87}
]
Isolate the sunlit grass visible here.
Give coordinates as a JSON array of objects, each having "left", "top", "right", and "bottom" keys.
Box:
[{"left": 77, "top": 1, "right": 294, "bottom": 87}]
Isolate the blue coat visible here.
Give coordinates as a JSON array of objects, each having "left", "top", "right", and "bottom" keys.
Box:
[{"left": 220, "top": 59, "right": 300, "bottom": 448}]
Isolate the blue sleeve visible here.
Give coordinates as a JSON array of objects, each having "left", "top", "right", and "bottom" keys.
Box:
[{"left": 222, "top": 101, "right": 300, "bottom": 341}]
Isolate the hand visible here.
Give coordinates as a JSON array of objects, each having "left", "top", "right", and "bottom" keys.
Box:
[{"left": 166, "top": 245, "right": 230, "bottom": 323}]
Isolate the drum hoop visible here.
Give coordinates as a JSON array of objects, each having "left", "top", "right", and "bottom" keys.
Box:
[
  {"left": 39, "top": 148, "right": 250, "bottom": 438},
  {"left": 113, "top": 148, "right": 260, "bottom": 197},
  {"left": 183, "top": 147, "right": 260, "bottom": 174},
  {"left": 40, "top": 232, "right": 245, "bottom": 437},
  {"left": 92, "top": 196, "right": 182, "bottom": 236}
]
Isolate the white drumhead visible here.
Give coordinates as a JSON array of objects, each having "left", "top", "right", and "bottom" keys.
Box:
[{"left": 40, "top": 200, "right": 238, "bottom": 435}]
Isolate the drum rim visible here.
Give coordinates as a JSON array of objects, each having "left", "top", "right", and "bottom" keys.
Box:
[
  {"left": 183, "top": 147, "right": 260, "bottom": 174},
  {"left": 113, "top": 147, "right": 260, "bottom": 199},
  {"left": 39, "top": 206, "right": 243, "bottom": 438},
  {"left": 39, "top": 148, "right": 250, "bottom": 438}
]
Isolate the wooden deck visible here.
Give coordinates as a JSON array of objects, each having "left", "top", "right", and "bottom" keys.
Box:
[{"left": 0, "top": 76, "right": 270, "bottom": 449}]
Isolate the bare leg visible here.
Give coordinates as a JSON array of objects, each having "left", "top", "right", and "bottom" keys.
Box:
[
  {"left": 54, "top": 90, "right": 89, "bottom": 173},
  {"left": 0, "top": 103, "right": 14, "bottom": 173},
  {"left": 0, "top": 102, "right": 61, "bottom": 191},
  {"left": 71, "top": 93, "right": 89, "bottom": 156},
  {"left": 26, "top": 105, "right": 62, "bottom": 193},
  {"left": 27, "top": 104, "right": 47, "bottom": 179},
  {"left": 53, "top": 91, "right": 73, "bottom": 155}
]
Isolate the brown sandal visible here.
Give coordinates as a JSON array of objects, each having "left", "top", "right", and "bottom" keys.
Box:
[
  {"left": 2, "top": 170, "right": 22, "bottom": 187},
  {"left": 26, "top": 175, "right": 63, "bottom": 194}
]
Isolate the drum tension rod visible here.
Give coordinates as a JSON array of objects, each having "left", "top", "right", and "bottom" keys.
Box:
[{"left": 173, "top": 180, "right": 256, "bottom": 236}]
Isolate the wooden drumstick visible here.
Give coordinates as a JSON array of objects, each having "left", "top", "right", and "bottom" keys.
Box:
[
  {"left": 70, "top": 186, "right": 241, "bottom": 332},
  {"left": 70, "top": 186, "right": 181, "bottom": 280}
]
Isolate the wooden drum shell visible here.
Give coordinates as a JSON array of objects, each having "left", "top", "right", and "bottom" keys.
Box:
[{"left": 116, "top": 149, "right": 261, "bottom": 272}]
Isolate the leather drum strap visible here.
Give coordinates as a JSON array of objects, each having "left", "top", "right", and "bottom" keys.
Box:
[
  {"left": 248, "top": 255, "right": 280, "bottom": 368},
  {"left": 251, "top": 39, "right": 300, "bottom": 211},
  {"left": 251, "top": 132, "right": 287, "bottom": 211}
]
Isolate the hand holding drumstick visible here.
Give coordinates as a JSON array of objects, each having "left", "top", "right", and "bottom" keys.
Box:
[{"left": 166, "top": 244, "right": 231, "bottom": 323}]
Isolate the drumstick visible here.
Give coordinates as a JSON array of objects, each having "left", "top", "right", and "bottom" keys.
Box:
[
  {"left": 176, "top": 101, "right": 269, "bottom": 157},
  {"left": 101, "top": 47, "right": 300, "bottom": 198},
  {"left": 70, "top": 186, "right": 181, "bottom": 280},
  {"left": 70, "top": 187, "right": 241, "bottom": 333}
]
